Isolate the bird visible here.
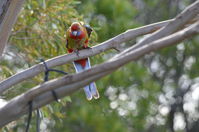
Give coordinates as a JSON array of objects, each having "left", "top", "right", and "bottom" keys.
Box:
[{"left": 65, "top": 22, "right": 99, "bottom": 100}]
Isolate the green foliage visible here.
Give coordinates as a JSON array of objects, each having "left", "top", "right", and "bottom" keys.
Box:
[
  {"left": 78, "top": 0, "right": 139, "bottom": 42},
  {"left": 1, "top": 0, "right": 198, "bottom": 132}
]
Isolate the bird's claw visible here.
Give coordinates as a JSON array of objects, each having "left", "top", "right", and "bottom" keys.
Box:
[
  {"left": 85, "top": 47, "right": 92, "bottom": 49},
  {"left": 74, "top": 50, "right": 80, "bottom": 57}
]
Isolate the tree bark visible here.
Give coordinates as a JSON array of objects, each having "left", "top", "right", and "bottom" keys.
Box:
[{"left": 0, "top": 0, "right": 25, "bottom": 57}]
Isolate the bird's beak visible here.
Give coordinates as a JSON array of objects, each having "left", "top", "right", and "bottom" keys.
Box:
[{"left": 72, "top": 31, "right": 78, "bottom": 36}]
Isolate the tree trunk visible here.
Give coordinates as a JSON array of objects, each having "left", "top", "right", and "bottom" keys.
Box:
[{"left": 0, "top": 0, "right": 25, "bottom": 57}]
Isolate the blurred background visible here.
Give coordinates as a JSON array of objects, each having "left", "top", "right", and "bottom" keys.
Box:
[{"left": 1, "top": 0, "right": 199, "bottom": 132}]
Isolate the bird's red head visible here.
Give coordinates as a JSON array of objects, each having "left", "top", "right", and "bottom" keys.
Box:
[{"left": 71, "top": 22, "right": 80, "bottom": 31}]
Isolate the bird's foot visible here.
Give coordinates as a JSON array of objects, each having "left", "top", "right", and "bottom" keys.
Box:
[
  {"left": 85, "top": 47, "right": 92, "bottom": 49},
  {"left": 74, "top": 49, "right": 80, "bottom": 57}
]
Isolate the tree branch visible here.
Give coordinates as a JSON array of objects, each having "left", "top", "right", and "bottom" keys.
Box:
[
  {"left": 1, "top": 2, "right": 198, "bottom": 94},
  {"left": 0, "top": 21, "right": 198, "bottom": 127},
  {"left": 0, "top": 0, "right": 25, "bottom": 57},
  {"left": 0, "top": 19, "right": 176, "bottom": 94}
]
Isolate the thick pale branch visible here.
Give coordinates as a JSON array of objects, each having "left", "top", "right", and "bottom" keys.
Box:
[
  {"left": 0, "top": 0, "right": 25, "bottom": 56},
  {"left": 113, "top": 0, "right": 199, "bottom": 59},
  {"left": 0, "top": 21, "right": 198, "bottom": 127},
  {"left": 0, "top": 19, "right": 174, "bottom": 94},
  {"left": 2, "top": 1, "right": 198, "bottom": 94}
]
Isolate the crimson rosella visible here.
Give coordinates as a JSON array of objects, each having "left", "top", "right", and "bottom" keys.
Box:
[{"left": 66, "top": 22, "right": 99, "bottom": 100}]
